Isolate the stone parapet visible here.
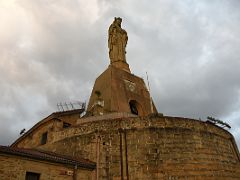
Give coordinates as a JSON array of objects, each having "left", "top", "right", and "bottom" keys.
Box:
[{"left": 41, "top": 115, "right": 240, "bottom": 179}]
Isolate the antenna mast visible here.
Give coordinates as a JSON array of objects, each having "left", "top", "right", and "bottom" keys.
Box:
[{"left": 146, "top": 72, "right": 154, "bottom": 113}]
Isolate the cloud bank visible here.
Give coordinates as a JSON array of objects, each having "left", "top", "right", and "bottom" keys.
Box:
[{"left": 0, "top": 0, "right": 239, "bottom": 147}]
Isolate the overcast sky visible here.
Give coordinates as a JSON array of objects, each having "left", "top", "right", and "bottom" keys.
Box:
[{"left": 0, "top": 0, "right": 240, "bottom": 148}]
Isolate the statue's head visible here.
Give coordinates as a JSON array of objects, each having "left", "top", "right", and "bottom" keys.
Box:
[{"left": 114, "top": 17, "right": 122, "bottom": 27}]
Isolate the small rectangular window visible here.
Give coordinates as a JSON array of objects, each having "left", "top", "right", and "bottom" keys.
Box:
[
  {"left": 25, "top": 172, "right": 40, "bottom": 180},
  {"left": 41, "top": 132, "right": 48, "bottom": 145},
  {"left": 63, "top": 122, "right": 71, "bottom": 128}
]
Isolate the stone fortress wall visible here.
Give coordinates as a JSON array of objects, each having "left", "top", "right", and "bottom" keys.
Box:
[{"left": 40, "top": 114, "right": 240, "bottom": 179}]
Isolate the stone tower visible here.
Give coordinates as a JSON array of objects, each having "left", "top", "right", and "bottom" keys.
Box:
[
  {"left": 87, "top": 17, "right": 157, "bottom": 116},
  {"left": 10, "top": 18, "right": 240, "bottom": 180}
]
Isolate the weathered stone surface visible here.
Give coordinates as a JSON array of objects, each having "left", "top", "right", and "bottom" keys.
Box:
[
  {"left": 0, "top": 154, "right": 94, "bottom": 180},
  {"left": 37, "top": 115, "right": 240, "bottom": 179},
  {"left": 87, "top": 65, "right": 157, "bottom": 117},
  {"left": 108, "top": 17, "right": 129, "bottom": 72}
]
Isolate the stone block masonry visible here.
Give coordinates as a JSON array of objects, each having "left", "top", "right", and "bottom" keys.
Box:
[{"left": 41, "top": 115, "right": 240, "bottom": 179}]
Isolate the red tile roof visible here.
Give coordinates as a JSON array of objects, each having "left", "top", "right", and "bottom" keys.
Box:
[{"left": 0, "top": 145, "right": 95, "bottom": 170}]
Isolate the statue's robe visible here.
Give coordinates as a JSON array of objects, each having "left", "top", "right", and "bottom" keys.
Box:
[{"left": 108, "top": 23, "right": 128, "bottom": 63}]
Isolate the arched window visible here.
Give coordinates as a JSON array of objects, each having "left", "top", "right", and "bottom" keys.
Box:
[
  {"left": 129, "top": 100, "right": 138, "bottom": 115},
  {"left": 129, "top": 100, "right": 144, "bottom": 116}
]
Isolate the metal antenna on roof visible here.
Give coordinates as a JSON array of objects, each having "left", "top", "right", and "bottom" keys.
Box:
[
  {"left": 56, "top": 101, "right": 86, "bottom": 112},
  {"left": 207, "top": 116, "right": 231, "bottom": 129},
  {"left": 61, "top": 103, "right": 64, "bottom": 111},
  {"left": 57, "top": 103, "right": 64, "bottom": 111},
  {"left": 19, "top": 128, "right": 25, "bottom": 135},
  {"left": 57, "top": 103, "right": 61, "bottom": 111},
  {"left": 146, "top": 72, "right": 154, "bottom": 113},
  {"left": 70, "top": 102, "right": 74, "bottom": 110},
  {"left": 66, "top": 102, "right": 70, "bottom": 111}
]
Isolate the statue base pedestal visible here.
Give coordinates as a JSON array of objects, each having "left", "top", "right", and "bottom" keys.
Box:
[
  {"left": 111, "top": 61, "right": 131, "bottom": 73},
  {"left": 87, "top": 65, "right": 157, "bottom": 116}
]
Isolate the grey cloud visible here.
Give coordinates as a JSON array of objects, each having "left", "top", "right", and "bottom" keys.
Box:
[{"left": 0, "top": 0, "right": 240, "bottom": 149}]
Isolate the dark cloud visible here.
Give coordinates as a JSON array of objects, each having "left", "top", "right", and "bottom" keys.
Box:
[{"left": 0, "top": 0, "right": 239, "bottom": 149}]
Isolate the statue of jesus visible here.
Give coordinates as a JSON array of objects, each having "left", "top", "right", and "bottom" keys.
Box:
[{"left": 108, "top": 17, "right": 128, "bottom": 63}]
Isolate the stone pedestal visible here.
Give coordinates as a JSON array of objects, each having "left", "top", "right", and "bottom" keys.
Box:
[
  {"left": 87, "top": 65, "right": 157, "bottom": 116},
  {"left": 111, "top": 61, "right": 131, "bottom": 73}
]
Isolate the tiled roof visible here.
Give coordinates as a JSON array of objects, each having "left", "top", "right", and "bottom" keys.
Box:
[{"left": 0, "top": 145, "right": 96, "bottom": 170}]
